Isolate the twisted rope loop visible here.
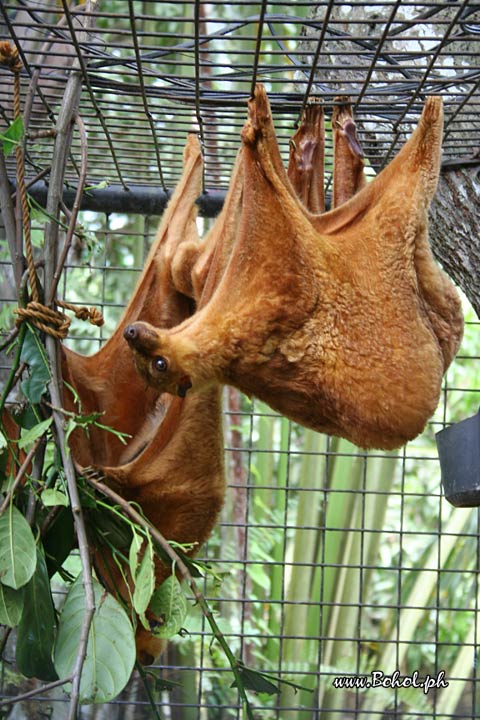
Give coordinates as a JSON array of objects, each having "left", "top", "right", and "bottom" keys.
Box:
[
  {"left": 14, "top": 301, "right": 104, "bottom": 340},
  {"left": 0, "top": 40, "right": 22, "bottom": 72}
]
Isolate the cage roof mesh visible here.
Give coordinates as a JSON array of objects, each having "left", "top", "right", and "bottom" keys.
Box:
[{"left": 1, "top": 0, "right": 479, "bottom": 207}]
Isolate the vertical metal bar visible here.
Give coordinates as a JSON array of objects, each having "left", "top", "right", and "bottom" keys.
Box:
[
  {"left": 295, "top": 0, "right": 336, "bottom": 126},
  {"left": 250, "top": 0, "right": 269, "bottom": 98},
  {"left": 194, "top": 0, "right": 206, "bottom": 192},
  {"left": 127, "top": 0, "right": 166, "bottom": 191},
  {"left": 354, "top": 0, "right": 405, "bottom": 110},
  {"left": 61, "top": 0, "right": 129, "bottom": 189}
]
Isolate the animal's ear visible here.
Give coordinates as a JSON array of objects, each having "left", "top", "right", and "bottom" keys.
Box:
[{"left": 288, "top": 99, "right": 325, "bottom": 213}]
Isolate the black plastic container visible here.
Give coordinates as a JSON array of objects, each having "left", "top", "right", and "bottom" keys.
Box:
[{"left": 436, "top": 409, "right": 480, "bottom": 507}]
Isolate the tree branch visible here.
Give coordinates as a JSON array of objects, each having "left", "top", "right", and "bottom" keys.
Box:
[{"left": 82, "top": 471, "right": 256, "bottom": 720}]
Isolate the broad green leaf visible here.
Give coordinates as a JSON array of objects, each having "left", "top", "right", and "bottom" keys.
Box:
[
  {"left": 0, "top": 432, "right": 7, "bottom": 451},
  {"left": 43, "top": 506, "right": 74, "bottom": 578},
  {"left": 1, "top": 116, "right": 24, "bottom": 157},
  {"left": 20, "top": 325, "right": 51, "bottom": 404},
  {"left": 41, "top": 488, "right": 69, "bottom": 508},
  {"left": 132, "top": 537, "right": 155, "bottom": 630},
  {"left": 13, "top": 404, "right": 39, "bottom": 430},
  {"left": 16, "top": 548, "right": 58, "bottom": 681},
  {"left": 54, "top": 575, "right": 136, "bottom": 704},
  {"left": 0, "top": 504, "right": 36, "bottom": 589},
  {"left": 18, "top": 417, "right": 52, "bottom": 450},
  {"left": 0, "top": 583, "right": 24, "bottom": 626},
  {"left": 149, "top": 576, "right": 187, "bottom": 640}
]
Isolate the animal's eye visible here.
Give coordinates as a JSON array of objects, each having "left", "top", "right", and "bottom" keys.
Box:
[{"left": 153, "top": 356, "right": 168, "bottom": 372}]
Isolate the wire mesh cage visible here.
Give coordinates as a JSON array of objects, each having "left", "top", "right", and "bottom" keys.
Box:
[{"left": 1, "top": 1, "right": 480, "bottom": 719}]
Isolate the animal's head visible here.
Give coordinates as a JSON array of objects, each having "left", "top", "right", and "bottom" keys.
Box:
[{"left": 123, "top": 321, "right": 193, "bottom": 397}]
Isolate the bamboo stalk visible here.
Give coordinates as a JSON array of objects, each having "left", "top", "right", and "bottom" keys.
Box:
[
  {"left": 280, "top": 429, "right": 328, "bottom": 719},
  {"left": 358, "top": 505, "right": 474, "bottom": 718}
]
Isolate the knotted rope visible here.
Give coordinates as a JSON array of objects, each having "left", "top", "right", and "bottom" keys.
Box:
[{"left": 1, "top": 41, "right": 104, "bottom": 339}]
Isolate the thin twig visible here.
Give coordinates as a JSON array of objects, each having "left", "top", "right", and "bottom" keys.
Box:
[
  {"left": 0, "top": 437, "right": 42, "bottom": 518},
  {"left": 48, "top": 113, "right": 88, "bottom": 304},
  {"left": 83, "top": 472, "right": 256, "bottom": 719},
  {"left": 47, "top": 376, "right": 95, "bottom": 720},
  {"left": 0, "top": 148, "right": 21, "bottom": 292},
  {"left": 0, "top": 325, "right": 19, "bottom": 354},
  {"left": 0, "top": 676, "right": 73, "bottom": 706},
  {"left": 40, "top": 5, "right": 97, "bottom": 718},
  {"left": 0, "top": 323, "right": 26, "bottom": 414}
]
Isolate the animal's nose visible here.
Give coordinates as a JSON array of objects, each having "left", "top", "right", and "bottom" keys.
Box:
[{"left": 123, "top": 324, "right": 138, "bottom": 343}]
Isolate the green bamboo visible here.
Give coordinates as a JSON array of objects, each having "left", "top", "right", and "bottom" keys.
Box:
[
  {"left": 358, "top": 505, "right": 475, "bottom": 718},
  {"left": 315, "top": 441, "right": 365, "bottom": 713},
  {"left": 265, "top": 415, "right": 291, "bottom": 662},
  {"left": 436, "top": 583, "right": 480, "bottom": 716},
  {"left": 279, "top": 429, "right": 328, "bottom": 718}
]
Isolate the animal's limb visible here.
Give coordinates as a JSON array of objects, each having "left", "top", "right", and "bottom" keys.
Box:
[
  {"left": 288, "top": 100, "right": 325, "bottom": 213},
  {"left": 124, "top": 85, "right": 462, "bottom": 451},
  {"left": 170, "top": 148, "right": 245, "bottom": 303},
  {"left": 328, "top": 97, "right": 462, "bottom": 364},
  {"left": 331, "top": 96, "right": 366, "bottom": 207},
  {"left": 62, "top": 134, "right": 202, "bottom": 467}
]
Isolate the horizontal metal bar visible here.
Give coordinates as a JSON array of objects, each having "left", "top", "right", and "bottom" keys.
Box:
[
  {"left": 12, "top": 151, "right": 475, "bottom": 217},
  {"left": 11, "top": 180, "right": 226, "bottom": 217}
]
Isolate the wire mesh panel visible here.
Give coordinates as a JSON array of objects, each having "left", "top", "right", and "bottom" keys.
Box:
[{"left": 1, "top": 1, "right": 480, "bottom": 719}]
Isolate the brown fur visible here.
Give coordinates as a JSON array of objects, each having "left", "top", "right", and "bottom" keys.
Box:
[
  {"left": 61, "top": 136, "right": 225, "bottom": 664},
  {"left": 125, "top": 85, "right": 463, "bottom": 452},
  {"left": 288, "top": 100, "right": 325, "bottom": 213},
  {"left": 331, "top": 96, "right": 367, "bottom": 207}
]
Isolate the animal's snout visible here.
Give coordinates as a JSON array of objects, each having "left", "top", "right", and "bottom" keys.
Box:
[
  {"left": 124, "top": 324, "right": 138, "bottom": 343},
  {"left": 123, "top": 322, "right": 159, "bottom": 351}
]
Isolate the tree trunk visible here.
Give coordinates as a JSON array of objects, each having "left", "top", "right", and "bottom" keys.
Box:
[{"left": 430, "top": 163, "right": 480, "bottom": 317}]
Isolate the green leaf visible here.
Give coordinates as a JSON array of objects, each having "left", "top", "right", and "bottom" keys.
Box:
[
  {"left": 54, "top": 575, "right": 136, "bottom": 704},
  {"left": 89, "top": 506, "right": 132, "bottom": 549},
  {"left": 20, "top": 326, "right": 51, "bottom": 404},
  {"left": 132, "top": 537, "right": 155, "bottom": 630},
  {"left": 16, "top": 548, "right": 58, "bottom": 681},
  {"left": 152, "top": 675, "right": 182, "bottom": 692},
  {"left": 232, "top": 666, "right": 279, "bottom": 695},
  {"left": 18, "top": 417, "right": 52, "bottom": 450},
  {"left": 43, "top": 506, "right": 75, "bottom": 578},
  {"left": 1, "top": 116, "right": 24, "bottom": 157},
  {"left": 0, "top": 583, "right": 24, "bottom": 626},
  {"left": 13, "top": 404, "right": 40, "bottom": 430},
  {"left": 0, "top": 504, "right": 36, "bottom": 589},
  {"left": 231, "top": 662, "right": 313, "bottom": 696},
  {"left": 41, "top": 487, "right": 69, "bottom": 508},
  {"left": 149, "top": 576, "right": 188, "bottom": 640},
  {"left": 129, "top": 527, "right": 142, "bottom": 580}
]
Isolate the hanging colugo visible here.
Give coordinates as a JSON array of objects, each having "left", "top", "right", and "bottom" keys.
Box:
[{"left": 124, "top": 84, "right": 463, "bottom": 451}]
